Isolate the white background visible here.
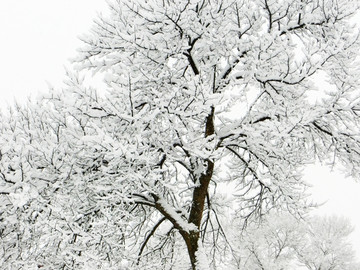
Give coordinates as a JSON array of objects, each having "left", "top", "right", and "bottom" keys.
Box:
[{"left": 0, "top": 0, "right": 359, "bottom": 260}]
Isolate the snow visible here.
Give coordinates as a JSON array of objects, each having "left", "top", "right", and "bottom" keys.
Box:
[
  {"left": 157, "top": 197, "right": 198, "bottom": 233},
  {"left": 8, "top": 183, "right": 38, "bottom": 208}
]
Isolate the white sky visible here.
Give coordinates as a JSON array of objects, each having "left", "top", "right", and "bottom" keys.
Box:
[
  {"left": 0, "top": 0, "right": 359, "bottom": 261},
  {"left": 0, "top": 0, "right": 107, "bottom": 106}
]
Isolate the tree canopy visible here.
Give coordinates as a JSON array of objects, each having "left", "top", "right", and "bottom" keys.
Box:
[{"left": 1, "top": 0, "right": 360, "bottom": 269}]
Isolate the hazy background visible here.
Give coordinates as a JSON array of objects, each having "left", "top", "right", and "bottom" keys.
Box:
[{"left": 1, "top": 0, "right": 359, "bottom": 259}]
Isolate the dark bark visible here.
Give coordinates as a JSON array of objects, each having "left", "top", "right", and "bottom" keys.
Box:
[
  {"left": 183, "top": 107, "right": 215, "bottom": 270},
  {"left": 185, "top": 160, "right": 214, "bottom": 269}
]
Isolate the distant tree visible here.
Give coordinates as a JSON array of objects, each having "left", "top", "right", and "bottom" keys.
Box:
[
  {"left": 296, "top": 215, "right": 360, "bottom": 270},
  {"left": 238, "top": 213, "right": 304, "bottom": 269},
  {"left": 1, "top": 0, "right": 360, "bottom": 269},
  {"left": 238, "top": 214, "right": 360, "bottom": 270}
]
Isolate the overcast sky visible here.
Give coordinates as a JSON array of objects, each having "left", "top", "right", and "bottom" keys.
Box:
[
  {"left": 0, "top": 0, "right": 107, "bottom": 106},
  {"left": 1, "top": 0, "right": 359, "bottom": 259}
]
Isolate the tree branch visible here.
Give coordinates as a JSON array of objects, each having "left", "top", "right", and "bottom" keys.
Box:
[{"left": 138, "top": 216, "right": 167, "bottom": 262}]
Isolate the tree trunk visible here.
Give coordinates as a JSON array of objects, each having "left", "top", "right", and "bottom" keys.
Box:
[
  {"left": 183, "top": 108, "right": 215, "bottom": 269},
  {"left": 185, "top": 159, "right": 214, "bottom": 269}
]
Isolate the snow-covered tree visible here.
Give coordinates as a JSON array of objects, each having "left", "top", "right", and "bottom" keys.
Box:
[
  {"left": 1, "top": 0, "right": 360, "bottom": 269},
  {"left": 296, "top": 215, "right": 360, "bottom": 270},
  {"left": 238, "top": 213, "right": 304, "bottom": 269},
  {"left": 238, "top": 214, "right": 360, "bottom": 270}
]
